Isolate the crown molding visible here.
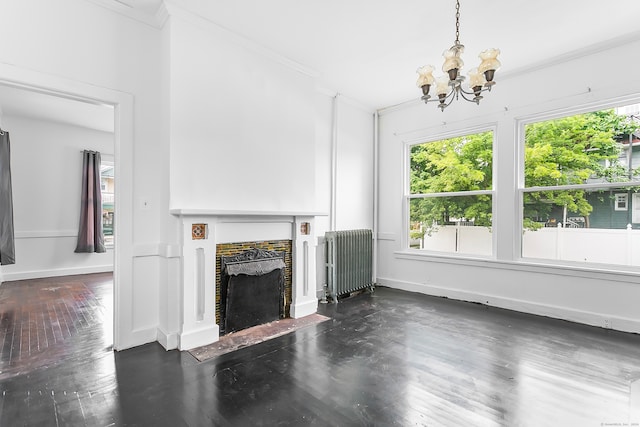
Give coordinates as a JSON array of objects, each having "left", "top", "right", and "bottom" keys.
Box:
[
  {"left": 499, "top": 29, "right": 640, "bottom": 82},
  {"left": 316, "top": 88, "right": 374, "bottom": 113},
  {"left": 163, "top": 0, "right": 318, "bottom": 79},
  {"left": 84, "top": 0, "right": 167, "bottom": 29},
  {"left": 380, "top": 29, "right": 640, "bottom": 115}
]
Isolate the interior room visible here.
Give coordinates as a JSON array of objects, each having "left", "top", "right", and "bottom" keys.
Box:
[{"left": 0, "top": 0, "right": 640, "bottom": 425}]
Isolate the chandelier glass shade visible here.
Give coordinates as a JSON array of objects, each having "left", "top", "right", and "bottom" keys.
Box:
[{"left": 416, "top": 0, "right": 501, "bottom": 111}]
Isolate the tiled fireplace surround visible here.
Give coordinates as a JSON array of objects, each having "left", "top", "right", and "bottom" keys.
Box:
[{"left": 171, "top": 210, "right": 320, "bottom": 351}]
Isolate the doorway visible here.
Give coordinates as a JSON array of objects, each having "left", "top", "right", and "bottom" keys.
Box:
[{"left": 0, "top": 64, "right": 135, "bottom": 352}]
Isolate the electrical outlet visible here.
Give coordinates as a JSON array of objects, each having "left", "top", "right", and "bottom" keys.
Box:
[{"left": 603, "top": 318, "right": 612, "bottom": 329}]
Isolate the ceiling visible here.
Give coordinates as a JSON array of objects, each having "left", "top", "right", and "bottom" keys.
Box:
[
  {"left": 166, "top": 0, "right": 640, "bottom": 110},
  {"left": 2, "top": 0, "right": 640, "bottom": 131},
  {"left": 0, "top": 84, "right": 114, "bottom": 133}
]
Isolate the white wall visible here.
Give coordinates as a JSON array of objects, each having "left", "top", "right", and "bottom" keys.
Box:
[
  {"left": 334, "top": 97, "right": 375, "bottom": 231},
  {"left": 377, "top": 38, "right": 640, "bottom": 334},
  {"left": 0, "top": 115, "right": 114, "bottom": 281},
  {"left": 0, "top": 0, "right": 165, "bottom": 349},
  {"left": 314, "top": 93, "right": 375, "bottom": 232},
  {"left": 166, "top": 8, "right": 316, "bottom": 214},
  {"left": 314, "top": 93, "right": 375, "bottom": 297},
  {"left": 0, "top": 0, "right": 375, "bottom": 350}
]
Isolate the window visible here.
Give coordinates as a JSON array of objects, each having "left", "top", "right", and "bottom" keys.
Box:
[
  {"left": 521, "top": 104, "right": 640, "bottom": 266},
  {"left": 614, "top": 193, "right": 628, "bottom": 211},
  {"left": 100, "top": 162, "right": 114, "bottom": 247},
  {"left": 407, "top": 130, "right": 494, "bottom": 256}
]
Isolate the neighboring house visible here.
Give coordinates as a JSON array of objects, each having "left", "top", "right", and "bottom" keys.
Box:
[{"left": 546, "top": 132, "right": 640, "bottom": 230}]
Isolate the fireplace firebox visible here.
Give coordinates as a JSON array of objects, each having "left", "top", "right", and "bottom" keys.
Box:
[{"left": 219, "top": 248, "right": 286, "bottom": 335}]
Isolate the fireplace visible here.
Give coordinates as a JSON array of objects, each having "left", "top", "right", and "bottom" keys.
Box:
[
  {"left": 219, "top": 247, "right": 286, "bottom": 334},
  {"left": 168, "top": 210, "right": 321, "bottom": 351}
]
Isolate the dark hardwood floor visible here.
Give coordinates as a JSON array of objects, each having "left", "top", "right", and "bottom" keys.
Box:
[
  {"left": 0, "top": 273, "right": 113, "bottom": 381},
  {"left": 0, "top": 274, "right": 639, "bottom": 426}
]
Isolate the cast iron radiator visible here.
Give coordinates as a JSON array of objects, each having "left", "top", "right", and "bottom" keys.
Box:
[{"left": 325, "top": 229, "right": 374, "bottom": 301}]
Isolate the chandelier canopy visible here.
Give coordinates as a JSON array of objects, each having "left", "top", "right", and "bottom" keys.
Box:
[{"left": 416, "top": 0, "right": 501, "bottom": 111}]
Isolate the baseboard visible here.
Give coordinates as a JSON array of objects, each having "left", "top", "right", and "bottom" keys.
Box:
[
  {"left": 377, "top": 277, "right": 640, "bottom": 335},
  {"left": 115, "top": 327, "right": 159, "bottom": 351},
  {"left": 178, "top": 324, "right": 220, "bottom": 351},
  {"left": 157, "top": 327, "right": 179, "bottom": 351},
  {"left": 0, "top": 265, "right": 114, "bottom": 283},
  {"left": 290, "top": 298, "right": 318, "bottom": 319}
]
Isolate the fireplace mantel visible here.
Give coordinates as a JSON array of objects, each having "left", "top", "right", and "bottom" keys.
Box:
[
  {"left": 170, "top": 208, "right": 326, "bottom": 218},
  {"left": 167, "top": 209, "right": 324, "bottom": 351}
]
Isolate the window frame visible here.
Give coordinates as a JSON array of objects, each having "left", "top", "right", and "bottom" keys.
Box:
[
  {"left": 614, "top": 193, "right": 628, "bottom": 211},
  {"left": 403, "top": 125, "right": 497, "bottom": 257},
  {"left": 516, "top": 98, "right": 640, "bottom": 267}
]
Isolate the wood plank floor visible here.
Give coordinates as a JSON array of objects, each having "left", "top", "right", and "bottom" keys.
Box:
[
  {"left": 0, "top": 276, "right": 639, "bottom": 425},
  {"left": 0, "top": 273, "right": 113, "bottom": 380}
]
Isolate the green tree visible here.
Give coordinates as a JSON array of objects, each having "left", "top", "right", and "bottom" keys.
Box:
[
  {"left": 410, "top": 131, "right": 493, "bottom": 231},
  {"left": 523, "top": 110, "right": 636, "bottom": 228},
  {"left": 409, "top": 109, "right": 639, "bottom": 234}
]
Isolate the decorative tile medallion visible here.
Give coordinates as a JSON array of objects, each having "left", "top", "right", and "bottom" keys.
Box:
[
  {"left": 300, "top": 222, "right": 310, "bottom": 235},
  {"left": 192, "top": 223, "right": 207, "bottom": 240}
]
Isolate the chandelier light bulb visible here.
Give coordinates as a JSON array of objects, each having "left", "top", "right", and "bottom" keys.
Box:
[
  {"left": 416, "top": 65, "right": 435, "bottom": 87},
  {"left": 478, "top": 48, "right": 501, "bottom": 85},
  {"left": 467, "top": 67, "right": 485, "bottom": 89},
  {"left": 435, "top": 76, "right": 450, "bottom": 97},
  {"left": 442, "top": 45, "right": 464, "bottom": 80}
]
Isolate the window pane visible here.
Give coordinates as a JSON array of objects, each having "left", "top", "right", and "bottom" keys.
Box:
[
  {"left": 522, "top": 188, "right": 640, "bottom": 266},
  {"left": 410, "top": 131, "right": 493, "bottom": 194},
  {"left": 101, "top": 163, "right": 114, "bottom": 247},
  {"left": 524, "top": 109, "right": 640, "bottom": 188},
  {"left": 409, "top": 195, "right": 492, "bottom": 256}
]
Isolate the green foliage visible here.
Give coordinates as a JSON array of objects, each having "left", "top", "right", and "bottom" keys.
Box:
[
  {"left": 409, "top": 109, "right": 640, "bottom": 234},
  {"left": 524, "top": 110, "right": 623, "bottom": 187},
  {"left": 410, "top": 131, "right": 493, "bottom": 230},
  {"left": 410, "top": 132, "right": 493, "bottom": 194}
]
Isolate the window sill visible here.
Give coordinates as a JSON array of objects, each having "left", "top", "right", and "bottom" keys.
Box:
[{"left": 394, "top": 249, "right": 640, "bottom": 284}]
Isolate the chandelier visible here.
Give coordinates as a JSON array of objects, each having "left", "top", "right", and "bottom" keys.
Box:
[{"left": 416, "top": 0, "right": 501, "bottom": 111}]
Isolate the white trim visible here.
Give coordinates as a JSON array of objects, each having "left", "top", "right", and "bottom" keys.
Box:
[
  {"left": 170, "top": 209, "right": 327, "bottom": 217},
  {"left": 514, "top": 94, "right": 640, "bottom": 269},
  {"left": 377, "top": 232, "right": 396, "bottom": 241},
  {"left": 614, "top": 193, "right": 629, "bottom": 211},
  {"left": 377, "top": 277, "right": 640, "bottom": 334},
  {"left": 394, "top": 249, "right": 640, "bottom": 281},
  {"left": 404, "top": 126, "right": 497, "bottom": 256},
  {"left": 289, "top": 298, "right": 318, "bottom": 319},
  {"left": 156, "top": 327, "right": 179, "bottom": 350},
  {"left": 131, "top": 243, "right": 181, "bottom": 258},
  {"left": 378, "top": 31, "right": 640, "bottom": 115},
  {"left": 0, "top": 61, "right": 135, "bottom": 352},
  {"left": 14, "top": 230, "right": 78, "bottom": 239},
  {"left": 178, "top": 324, "right": 219, "bottom": 351},
  {"left": 84, "top": 0, "right": 167, "bottom": 29},
  {"left": 408, "top": 190, "right": 493, "bottom": 199},
  {"left": 119, "top": 327, "right": 159, "bottom": 351},
  {"left": 0, "top": 265, "right": 113, "bottom": 283}
]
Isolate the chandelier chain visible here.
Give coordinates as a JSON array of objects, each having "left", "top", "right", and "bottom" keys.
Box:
[{"left": 455, "top": 0, "right": 460, "bottom": 44}]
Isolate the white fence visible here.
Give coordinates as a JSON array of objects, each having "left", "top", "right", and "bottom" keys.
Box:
[
  {"left": 418, "top": 224, "right": 640, "bottom": 266},
  {"left": 418, "top": 225, "right": 492, "bottom": 256},
  {"left": 522, "top": 225, "right": 640, "bottom": 266}
]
